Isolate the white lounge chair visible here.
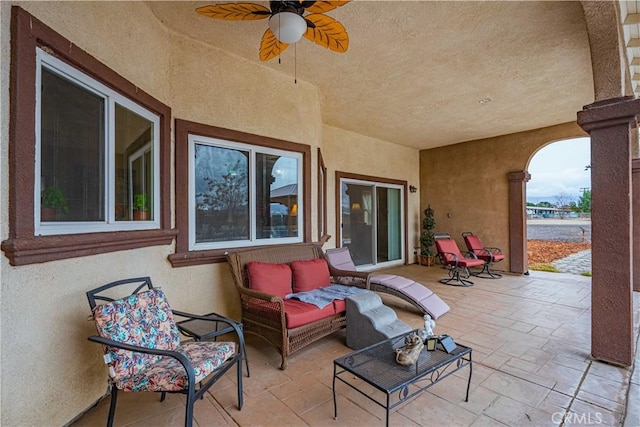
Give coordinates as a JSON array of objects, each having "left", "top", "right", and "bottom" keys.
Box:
[{"left": 324, "top": 247, "right": 450, "bottom": 319}]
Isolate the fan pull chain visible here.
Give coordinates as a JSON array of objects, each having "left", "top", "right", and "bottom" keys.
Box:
[{"left": 294, "top": 43, "right": 297, "bottom": 84}]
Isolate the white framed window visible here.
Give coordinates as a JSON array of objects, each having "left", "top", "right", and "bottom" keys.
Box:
[
  {"left": 188, "top": 134, "right": 303, "bottom": 251},
  {"left": 35, "top": 48, "right": 160, "bottom": 236}
]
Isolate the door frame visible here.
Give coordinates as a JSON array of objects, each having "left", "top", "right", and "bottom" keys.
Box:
[{"left": 335, "top": 171, "right": 408, "bottom": 269}]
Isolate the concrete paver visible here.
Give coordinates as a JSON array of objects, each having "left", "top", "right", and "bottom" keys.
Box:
[
  {"left": 72, "top": 266, "right": 638, "bottom": 427},
  {"left": 552, "top": 249, "right": 592, "bottom": 275}
]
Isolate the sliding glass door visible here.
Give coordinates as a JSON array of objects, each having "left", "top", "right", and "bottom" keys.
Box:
[{"left": 340, "top": 178, "right": 404, "bottom": 268}]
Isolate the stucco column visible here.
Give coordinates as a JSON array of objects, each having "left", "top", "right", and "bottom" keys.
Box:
[
  {"left": 577, "top": 96, "right": 638, "bottom": 367},
  {"left": 633, "top": 158, "right": 640, "bottom": 292},
  {"left": 508, "top": 171, "right": 530, "bottom": 274}
]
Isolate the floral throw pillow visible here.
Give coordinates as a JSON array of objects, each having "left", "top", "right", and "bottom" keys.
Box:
[{"left": 92, "top": 288, "right": 180, "bottom": 382}]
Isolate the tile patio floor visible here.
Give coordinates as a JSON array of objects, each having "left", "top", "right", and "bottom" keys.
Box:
[{"left": 72, "top": 265, "right": 640, "bottom": 427}]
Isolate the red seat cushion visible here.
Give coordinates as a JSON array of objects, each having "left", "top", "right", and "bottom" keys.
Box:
[
  {"left": 457, "top": 258, "right": 486, "bottom": 268},
  {"left": 290, "top": 259, "right": 331, "bottom": 293},
  {"left": 247, "top": 262, "right": 292, "bottom": 298},
  {"left": 332, "top": 299, "right": 346, "bottom": 313},
  {"left": 283, "top": 299, "right": 337, "bottom": 328},
  {"left": 476, "top": 253, "right": 505, "bottom": 263}
]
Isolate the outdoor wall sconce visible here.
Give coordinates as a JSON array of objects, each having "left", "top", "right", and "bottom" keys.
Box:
[{"left": 409, "top": 185, "right": 417, "bottom": 193}]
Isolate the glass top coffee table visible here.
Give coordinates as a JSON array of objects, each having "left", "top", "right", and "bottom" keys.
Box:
[{"left": 333, "top": 330, "right": 472, "bottom": 426}]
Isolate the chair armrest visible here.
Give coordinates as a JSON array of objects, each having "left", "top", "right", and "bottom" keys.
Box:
[
  {"left": 172, "top": 310, "right": 244, "bottom": 342},
  {"left": 236, "top": 286, "right": 286, "bottom": 326},
  {"left": 463, "top": 250, "right": 479, "bottom": 259},
  {"left": 438, "top": 251, "right": 461, "bottom": 267},
  {"left": 236, "top": 285, "right": 283, "bottom": 303},
  {"left": 483, "top": 246, "right": 503, "bottom": 254},
  {"left": 327, "top": 266, "right": 371, "bottom": 289},
  {"left": 88, "top": 335, "right": 196, "bottom": 388}
]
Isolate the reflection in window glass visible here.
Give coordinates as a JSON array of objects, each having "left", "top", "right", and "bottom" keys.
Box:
[
  {"left": 37, "top": 48, "right": 160, "bottom": 234},
  {"left": 115, "top": 105, "right": 154, "bottom": 221},
  {"left": 194, "top": 144, "right": 250, "bottom": 243},
  {"left": 189, "top": 134, "right": 303, "bottom": 250},
  {"left": 40, "top": 68, "right": 105, "bottom": 222},
  {"left": 257, "top": 154, "right": 299, "bottom": 239}
]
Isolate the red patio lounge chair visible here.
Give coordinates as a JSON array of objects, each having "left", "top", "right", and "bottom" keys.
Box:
[
  {"left": 462, "top": 231, "right": 505, "bottom": 279},
  {"left": 434, "top": 233, "right": 485, "bottom": 287}
]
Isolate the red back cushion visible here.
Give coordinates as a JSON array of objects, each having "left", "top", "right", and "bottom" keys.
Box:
[
  {"left": 435, "top": 239, "right": 463, "bottom": 264},
  {"left": 463, "top": 234, "right": 483, "bottom": 253},
  {"left": 290, "top": 259, "right": 331, "bottom": 292},
  {"left": 247, "top": 262, "right": 292, "bottom": 298}
]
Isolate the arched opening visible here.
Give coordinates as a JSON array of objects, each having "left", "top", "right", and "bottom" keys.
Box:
[{"left": 525, "top": 137, "right": 591, "bottom": 275}]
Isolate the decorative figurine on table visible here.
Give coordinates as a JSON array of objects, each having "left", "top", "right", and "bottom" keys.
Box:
[
  {"left": 395, "top": 332, "right": 424, "bottom": 366},
  {"left": 418, "top": 314, "right": 436, "bottom": 341}
]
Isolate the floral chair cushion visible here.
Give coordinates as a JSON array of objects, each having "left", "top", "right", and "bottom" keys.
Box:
[
  {"left": 92, "top": 288, "right": 237, "bottom": 392},
  {"left": 92, "top": 288, "right": 181, "bottom": 383},
  {"left": 112, "top": 341, "right": 236, "bottom": 392}
]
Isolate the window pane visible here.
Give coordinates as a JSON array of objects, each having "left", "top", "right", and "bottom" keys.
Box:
[
  {"left": 377, "top": 187, "right": 402, "bottom": 263},
  {"left": 257, "top": 154, "right": 299, "bottom": 239},
  {"left": 194, "top": 144, "right": 249, "bottom": 243},
  {"left": 40, "top": 68, "right": 105, "bottom": 222},
  {"left": 342, "top": 182, "right": 374, "bottom": 266},
  {"left": 115, "top": 104, "right": 154, "bottom": 221}
]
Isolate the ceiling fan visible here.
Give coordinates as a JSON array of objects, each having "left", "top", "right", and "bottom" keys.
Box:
[{"left": 196, "top": 1, "right": 350, "bottom": 61}]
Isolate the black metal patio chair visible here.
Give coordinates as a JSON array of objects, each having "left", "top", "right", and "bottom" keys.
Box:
[{"left": 86, "top": 277, "right": 244, "bottom": 427}]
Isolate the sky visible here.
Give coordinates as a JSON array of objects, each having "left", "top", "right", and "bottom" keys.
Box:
[{"left": 526, "top": 137, "right": 591, "bottom": 204}]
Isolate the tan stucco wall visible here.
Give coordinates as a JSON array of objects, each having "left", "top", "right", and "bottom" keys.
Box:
[
  {"left": 0, "top": 3, "right": 177, "bottom": 425},
  {"left": 0, "top": 2, "right": 321, "bottom": 426},
  {"left": 420, "top": 122, "right": 587, "bottom": 271},
  {"left": 322, "top": 125, "right": 421, "bottom": 261},
  {"left": 0, "top": 2, "right": 417, "bottom": 425}
]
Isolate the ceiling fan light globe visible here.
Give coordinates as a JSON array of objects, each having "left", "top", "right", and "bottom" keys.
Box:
[{"left": 269, "top": 12, "right": 306, "bottom": 44}]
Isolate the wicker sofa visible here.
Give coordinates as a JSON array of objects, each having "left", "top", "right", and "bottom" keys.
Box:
[{"left": 226, "top": 243, "right": 370, "bottom": 369}]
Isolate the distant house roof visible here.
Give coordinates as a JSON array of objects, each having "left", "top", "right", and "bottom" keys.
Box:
[
  {"left": 270, "top": 183, "right": 297, "bottom": 198},
  {"left": 527, "top": 206, "right": 559, "bottom": 213}
]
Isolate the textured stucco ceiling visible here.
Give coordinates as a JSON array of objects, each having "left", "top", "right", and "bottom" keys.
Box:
[{"left": 147, "top": 1, "right": 595, "bottom": 150}]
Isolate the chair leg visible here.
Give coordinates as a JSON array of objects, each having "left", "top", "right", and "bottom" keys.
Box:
[
  {"left": 439, "top": 266, "right": 474, "bottom": 287},
  {"left": 107, "top": 386, "right": 118, "bottom": 427},
  {"left": 236, "top": 357, "right": 244, "bottom": 410},
  {"left": 185, "top": 392, "right": 194, "bottom": 427},
  {"left": 238, "top": 328, "right": 250, "bottom": 377},
  {"left": 470, "top": 263, "right": 503, "bottom": 279}
]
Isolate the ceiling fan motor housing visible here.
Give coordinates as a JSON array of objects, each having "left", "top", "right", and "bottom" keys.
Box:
[{"left": 269, "top": 12, "right": 307, "bottom": 43}]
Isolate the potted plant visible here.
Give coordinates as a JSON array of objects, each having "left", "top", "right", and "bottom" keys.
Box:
[
  {"left": 41, "top": 185, "right": 69, "bottom": 221},
  {"left": 419, "top": 205, "right": 436, "bottom": 266},
  {"left": 133, "top": 193, "right": 149, "bottom": 220}
]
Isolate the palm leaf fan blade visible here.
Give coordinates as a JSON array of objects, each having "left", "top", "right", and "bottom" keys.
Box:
[
  {"left": 260, "top": 28, "right": 289, "bottom": 61},
  {"left": 303, "top": 14, "right": 348, "bottom": 52},
  {"left": 302, "top": 1, "right": 350, "bottom": 14},
  {"left": 196, "top": 3, "right": 271, "bottom": 20}
]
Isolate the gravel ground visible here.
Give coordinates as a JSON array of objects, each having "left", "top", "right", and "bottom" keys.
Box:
[{"left": 526, "top": 218, "right": 591, "bottom": 243}]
